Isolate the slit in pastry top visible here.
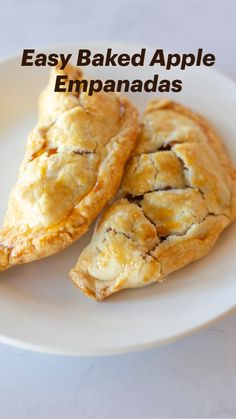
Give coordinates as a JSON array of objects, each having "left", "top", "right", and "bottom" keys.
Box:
[
  {"left": 70, "top": 99, "right": 236, "bottom": 300},
  {"left": 0, "top": 63, "right": 139, "bottom": 270}
]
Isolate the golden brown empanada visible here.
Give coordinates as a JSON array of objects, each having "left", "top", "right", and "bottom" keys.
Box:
[
  {"left": 70, "top": 99, "right": 236, "bottom": 300},
  {"left": 0, "top": 64, "right": 139, "bottom": 270}
]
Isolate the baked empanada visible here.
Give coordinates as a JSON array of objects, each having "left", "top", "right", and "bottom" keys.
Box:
[
  {"left": 0, "top": 64, "right": 139, "bottom": 270},
  {"left": 70, "top": 99, "right": 236, "bottom": 300}
]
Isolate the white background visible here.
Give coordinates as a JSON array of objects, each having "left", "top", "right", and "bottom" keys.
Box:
[{"left": 0, "top": 0, "right": 236, "bottom": 417}]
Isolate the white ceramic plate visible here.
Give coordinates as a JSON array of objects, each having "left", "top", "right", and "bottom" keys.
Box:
[{"left": 0, "top": 43, "right": 235, "bottom": 355}]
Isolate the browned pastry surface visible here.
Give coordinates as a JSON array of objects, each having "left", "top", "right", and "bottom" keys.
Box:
[
  {"left": 0, "top": 64, "right": 139, "bottom": 270},
  {"left": 70, "top": 99, "right": 236, "bottom": 300}
]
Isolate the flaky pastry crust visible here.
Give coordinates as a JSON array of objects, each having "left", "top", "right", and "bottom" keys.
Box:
[
  {"left": 70, "top": 99, "right": 236, "bottom": 300},
  {"left": 0, "top": 64, "right": 139, "bottom": 270}
]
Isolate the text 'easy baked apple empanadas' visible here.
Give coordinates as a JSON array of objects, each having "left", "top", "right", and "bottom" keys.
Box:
[
  {"left": 0, "top": 64, "right": 139, "bottom": 270},
  {"left": 70, "top": 99, "right": 236, "bottom": 300}
]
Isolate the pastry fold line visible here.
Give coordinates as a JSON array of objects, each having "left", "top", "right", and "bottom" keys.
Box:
[
  {"left": 70, "top": 99, "right": 236, "bottom": 300},
  {"left": 0, "top": 64, "right": 139, "bottom": 270}
]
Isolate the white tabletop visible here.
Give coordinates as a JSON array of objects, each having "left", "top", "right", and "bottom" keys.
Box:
[{"left": 0, "top": 0, "right": 236, "bottom": 417}]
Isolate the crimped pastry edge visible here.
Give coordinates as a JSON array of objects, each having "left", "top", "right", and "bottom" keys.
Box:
[
  {"left": 69, "top": 99, "right": 236, "bottom": 300},
  {"left": 0, "top": 91, "right": 139, "bottom": 270}
]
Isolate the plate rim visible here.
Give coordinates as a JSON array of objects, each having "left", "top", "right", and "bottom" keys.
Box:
[
  {"left": 0, "top": 42, "right": 236, "bottom": 356},
  {"left": 1, "top": 305, "right": 236, "bottom": 356}
]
